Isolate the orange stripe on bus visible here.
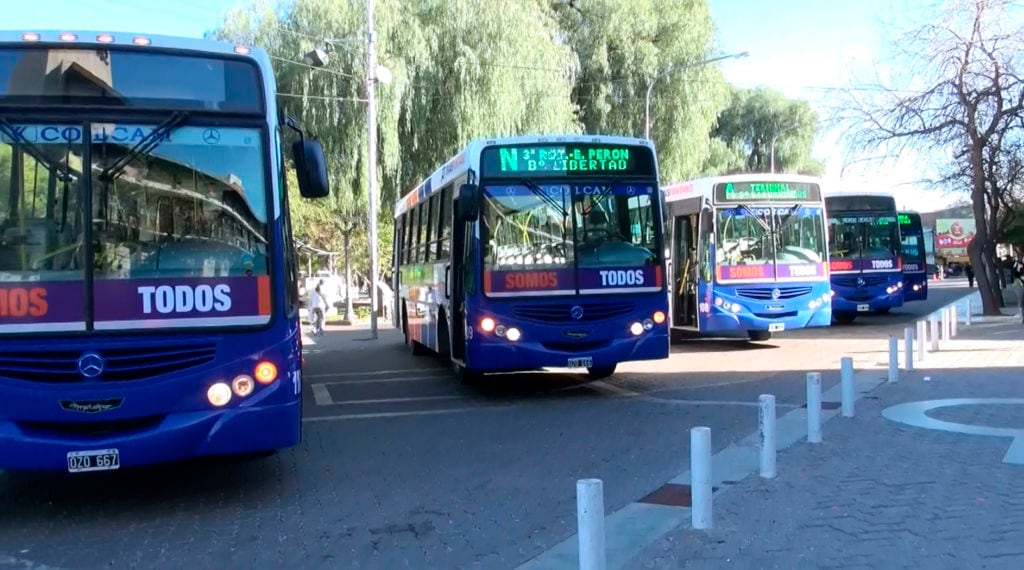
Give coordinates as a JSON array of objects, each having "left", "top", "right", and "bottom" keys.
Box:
[
  {"left": 257, "top": 276, "right": 271, "bottom": 315},
  {"left": 483, "top": 271, "right": 492, "bottom": 292},
  {"left": 655, "top": 265, "right": 663, "bottom": 287}
]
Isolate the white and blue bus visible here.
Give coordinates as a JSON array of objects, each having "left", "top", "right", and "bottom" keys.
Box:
[
  {"left": 662, "top": 174, "right": 832, "bottom": 341},
  {"left": 0, "top": 30, "right": 330, "bottom": 472},
  {"left": 393, "top": 135, "right": 670, "bottom": 383}
]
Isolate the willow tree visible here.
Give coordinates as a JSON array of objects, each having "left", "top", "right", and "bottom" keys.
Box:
[{"left": 552, "top": 0, "right": 728, "bottom": 183}]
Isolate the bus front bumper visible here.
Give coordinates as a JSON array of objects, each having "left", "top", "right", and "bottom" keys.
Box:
[
  {"left": 0, "top": 400, "right": 300, "bottom": 472},
  {"left": 832, "top": 290, "right": 904, "bottom": 313},
  {"left": 705, "top": 304, "right": 832, "bottom": 334},
  {"left": 467, "top": 329, "right": 669, "bottom": 372}
]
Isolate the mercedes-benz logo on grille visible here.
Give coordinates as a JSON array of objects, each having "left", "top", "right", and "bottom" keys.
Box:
[
  {"left": 771, "top": 288, "right": 781, "bottom": 300},
  {"left": 856, "top": 277, "right": 866, "bottom": 287},
  {"left": 570, "top": 305, "right": 584, "bottom": 320},
  {"left": 77, "top": 351, "right": 105, "bottom": 378}
]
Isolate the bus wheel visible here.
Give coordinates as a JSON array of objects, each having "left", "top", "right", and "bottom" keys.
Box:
[
  {"left": 832, "top": 312, "right": 857, "bottom": 325},
  {"left": 747, "top": 331, "right": 772, "bottom": 342},
  {"left": 586, "top": 365, "right": 617, "bottom": 380},
  {"left": 454, "top": 363, "right": 483, "bottom": 385}
]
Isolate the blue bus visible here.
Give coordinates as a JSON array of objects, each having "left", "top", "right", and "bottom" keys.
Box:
[
  {"left": 662, "top": 174, "right": 832, "bottom": 342},
  {"left": 824, "top": 193, "right": 904, "bottom": 323},
  {"left": 392, "top": 135, "right": 669, "bottom": 383},
  {"left": 0, "top": 31, "right": 330, "bottom": 472},
  {"left": 899, "top": 211, "right": 928, "bottom": 301}
]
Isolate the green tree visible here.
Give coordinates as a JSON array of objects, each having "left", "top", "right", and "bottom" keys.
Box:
[
  {"left": 552, "top": 0, "right": 727, "bottom": 183},
  {"left": 707, "top": 87, "right": 824, "bottom": 175}
]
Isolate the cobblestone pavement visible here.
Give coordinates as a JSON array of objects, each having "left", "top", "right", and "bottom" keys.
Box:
[{"left": 633, "top": 313, "right": 1024, "bottom": 569}]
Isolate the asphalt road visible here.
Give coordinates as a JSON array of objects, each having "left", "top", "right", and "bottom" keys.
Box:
[{"left": 0, "top": 281, "right": 973, "bottom": 569}]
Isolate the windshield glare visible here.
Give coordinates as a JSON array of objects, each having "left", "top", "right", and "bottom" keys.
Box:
[
  {"left": 715, "top": 205, "right": 826, "bottom": 273},
  {"left": 828, "top": 214, "right": 900, "bottom": 260}
]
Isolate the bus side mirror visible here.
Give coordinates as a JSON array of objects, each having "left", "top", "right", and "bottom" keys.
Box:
[
  {"left": 457, "top": 183, "right": 479, "bottom": 222},
  {"left": 292, "top": 139, "right": 330, "bottom": 199}
]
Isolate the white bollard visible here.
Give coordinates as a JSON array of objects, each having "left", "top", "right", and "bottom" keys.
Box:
[
  {"left": 904, "top": 327, "right": 914, "bottom": 372},
  {"left": 943, "top": 307, "right": 952, "bottom": 341},
  {"left": 577, "top": 479, "right": 606, "bottom": 570},
  {"left": 840, "top": 356, "right": 854, "bottom": 418},
  {"left": 917, "top": 320, "right": 926, "bottom": 362},
  {"left": 965, "top": 298, "right": 972, "bottom": 326},
  {"left": 930, "top": 316, "right": 940, "bottom": 352},
  {"left": 951, "top": 305, "right": 958, "bottom": 337},
  {"left": 888, "top": 336, "right": 899, "bottom": 383},
  {"left": 758, "top": 395, "right": 776, "bottom": 479},
  {"left": 806, "top": 372, "right": 822, "bottom": 443},
  {"left": 690, "top": 427, "right": 713, "bottom": 529}
]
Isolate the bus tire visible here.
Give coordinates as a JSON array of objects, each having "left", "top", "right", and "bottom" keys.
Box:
[
  {"left": 454, "top": 363, "right": 483, "bottom": 385},
  {"left": 586, "top": 365, "right": 617, "bottom": 380},
  {"left": 832, "top": 312, "right": 857, "bottom": 325},
  {"left": 747, "top": 331, "right": 772, "bottom": 342}
]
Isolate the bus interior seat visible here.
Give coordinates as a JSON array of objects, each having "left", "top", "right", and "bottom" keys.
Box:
[{"left": 0, "top": 218, "right": 57, "bottom": 270}]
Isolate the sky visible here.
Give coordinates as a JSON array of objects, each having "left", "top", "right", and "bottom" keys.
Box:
[{"left": 1, "top": 0, "right": 1007, "bottom": 213}]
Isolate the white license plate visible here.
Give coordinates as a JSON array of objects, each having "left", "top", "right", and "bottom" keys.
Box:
[
  {"left": 567, "top": 357, "right": 593, "bottom": 369},
  {"left": 768, "top": 323, "right": 785, "bottom": 332},
  {"left": 857, "top": 304, "right": 871, "bottom": 312},
  {"left": 67, "top": 448, "right": 120, "bottom": 473}
]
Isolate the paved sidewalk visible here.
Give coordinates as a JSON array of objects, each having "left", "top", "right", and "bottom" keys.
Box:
[{"left": 632, "top": 312, "right": 1024, "bottom": 568}]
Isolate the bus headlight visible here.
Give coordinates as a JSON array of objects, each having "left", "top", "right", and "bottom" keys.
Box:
[
  {"left": 232, "top": 374, "right": 255, "bottom": 397},
  {"left": 495, "top": 325, "right": 507, "bottom": 337},
  {"left": 630, "top": 322, "right": 644, "bottom": 336},
  {"left": 821, "top": 293, "right": 831, "bottom": 303},
  {"left": 730, "top": 303, "right": 740, "bottom": 313},
  {"left": 643, "top": 319, "right": 654, "bottom": 330},
  {"left": 207, "top": 382, "right": 232, "bottom": 407},
  {"left": 652, "top": 311, "right": 666, "bottom": 324},
  {"left": 254, "top": 361, "right": 278, "bottom": 384},
  {"left": 505, "top": 327, "right": 521, "bottom": 342},
  {"left": 480, "top": 317, "right": 496, "bottom": 332}
]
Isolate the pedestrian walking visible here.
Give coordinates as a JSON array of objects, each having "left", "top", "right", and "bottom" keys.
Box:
[
  {"left": 308, "top": 283, "right": 327, "bottom": 336},
  {"left": 965, "top": 263, "right": 974, "bottom": 288}
]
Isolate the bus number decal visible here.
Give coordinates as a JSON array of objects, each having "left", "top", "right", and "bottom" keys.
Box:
[
  {"left": 599, "top": 269, "right": 645, "bottom": 287},
  {"left": 504, "top": 272, "right": 559, "bottom": 290},
  {"left": 870, "top": 259, "right": 894, "bottom": 270},
  {"left": 137, "top": 284, "right": 232, "bottom": 314}
]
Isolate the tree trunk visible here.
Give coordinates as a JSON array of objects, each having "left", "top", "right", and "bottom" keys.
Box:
[
  {"left": 343, "top": 231, "right": 355, "bottom": 324},
  {"left": 969, "top": 145, "right": 1001, "bottom": 315}
]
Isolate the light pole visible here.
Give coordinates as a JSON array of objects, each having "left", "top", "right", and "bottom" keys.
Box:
[
  {"left": 302, "top": 0, "right": 392, "bottom": 340},
  {"left": 644, "top": 51, "right": 749, "bottom": 140}
]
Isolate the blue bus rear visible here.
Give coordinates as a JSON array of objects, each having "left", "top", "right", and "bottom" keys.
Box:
[
  {"left": 0, "top": 32, "right": 329, "bottom": 472},
  {"left": 899, "top": 211, "right": 928, "bottom": 301},
  {"left": 665, "top": 176, "right": 831, "bottom": 341},
  {"left": 397, "top": 137, "right": 668, "bottom": 381},
  {"left": 825, "top": 194, "right": 904, "bottom": 323}
]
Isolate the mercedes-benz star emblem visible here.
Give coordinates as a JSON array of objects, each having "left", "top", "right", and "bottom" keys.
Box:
[
  {"left": 570, "top": 305, "right": 584, "bottom": 320},
  {"left": 771, "top": 288, "right": 781, "bottom": 300},
  {"left": 202, "top": 128, "right": 221, "bottom": 144},
  {"left": 857, "top": 277, "right": 866, "bottom": 287},
  {"left": 77, "top": 351, "right": 105, "bottom": 378}
]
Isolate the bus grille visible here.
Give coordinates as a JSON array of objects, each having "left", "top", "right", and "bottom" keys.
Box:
[
  {"left": 834, "top": 275, "right": 889, "bottom": 288},
  {"left": 0, "top": 343, "right": 217, "bottom": 383},
  {"left": 513, "top": 301, "right": 635, "bottom": 323},
  {"left": 735, "top": 287, "right": 812, "bottom": 300}
]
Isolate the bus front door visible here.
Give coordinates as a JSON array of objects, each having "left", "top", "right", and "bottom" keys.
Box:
[{"left": 671, "top": 214, "right": 698, "bottom": 328}]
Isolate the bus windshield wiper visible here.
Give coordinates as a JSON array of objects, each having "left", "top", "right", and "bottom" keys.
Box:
[
  {"left": 513, "top": 178, "right": 569, "bottom": 217},
  {"left": 98, "top": 111, "right": 190, "bottom": 182}
]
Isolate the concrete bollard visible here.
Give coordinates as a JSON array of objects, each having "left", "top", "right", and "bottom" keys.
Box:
[
  {"left": 690, "top": 427, "right": 713, "bottom": 529},
  {"left": 917, "top": 320, "right": 926, "bottom": 362},
  {"left": 806, "top": 372, "right": 822, "bottom": 443},
  {"left": 951, "top": 305, "right": 958, "bottom": 337},
  {"left": 909, "top": 327, "right": 917, "bottom": 370},
  {"left": 943, "top": 307, "right": 952, "bottom": 341},
  {"left": 930, "top": 316, "right": 940, "bottom": 352},
  {"left": 577, "top": 478, "right": 606, "bottom": 570},
  {"left": 965, "top": 298, "right": 972, "bottom": 326},
  {"left": 840, "top": 357, "right": 854, "bottom": 418},
  {"left": 758, "top": 395, "right": 776, "bottom": 479},
  {"left": 888, "top": 336, "right": 899, "bottom": 383}
]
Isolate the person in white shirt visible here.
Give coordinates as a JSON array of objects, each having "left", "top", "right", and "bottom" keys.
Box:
[{"left": 308, "top": 283, "right": 327, "bottom": 336}]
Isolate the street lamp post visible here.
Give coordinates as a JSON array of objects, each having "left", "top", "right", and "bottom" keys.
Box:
[
  {"left": 644, "top": 51, "right": 749, "bottom": 140},
  {"left": 302, "top": 0, "right": 392, "bottom": 340}
]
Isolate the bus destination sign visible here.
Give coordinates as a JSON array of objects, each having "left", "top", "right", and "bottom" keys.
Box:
[
  {"left": 714, "top": 181, "right": 821, "bottom": 203},
  {"left": 480, "top": 143, "right": 654, "bottom": 177}
]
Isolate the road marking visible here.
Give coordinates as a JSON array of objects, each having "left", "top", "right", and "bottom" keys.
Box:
[
  {"left": 883, "top": 398, "right": 1024, "bottom": 465},
  {"left": 311, "top": 384, "right": 333, "bottom": 406},
  {"left": 322, "top": 375, "right": 451, "bottom": 386},
  {"left": 653, "top": 398, "right": 801, "bottom": 408},
  {"left": 587, "top": 381, "right": 647, "bottom": 398},
  {"left": 302, "top": 405, "right": 517, "bottom": 421},
  {"left": 330, "top": 395, "right": 464, "bottom": 405},
  {"left": 304, "top": 368, "right": 448, "bottom": 379}
]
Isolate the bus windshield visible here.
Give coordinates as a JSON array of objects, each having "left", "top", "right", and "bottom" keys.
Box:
[
  {"left": 828, "top": 214, "right": 901, "bottom": 268},
  {"left": 0, "top": 122, "right": 269, "bottom": 332},
  {"left": 482, "top": 182, "right": 660, "bottom": 293},
  {"left": 715, "top": 205, "right": 826, "bottom": 281}
]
